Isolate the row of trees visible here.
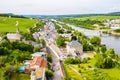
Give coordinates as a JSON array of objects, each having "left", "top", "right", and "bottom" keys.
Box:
[{"left": 0, "top": 39, "right": 35, "bottom": 79}]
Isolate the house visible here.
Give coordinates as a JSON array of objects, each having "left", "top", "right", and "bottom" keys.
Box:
[
  {"left": 7, "top": 33, "right": 22, "bottom": 41},
  {"left": 7, "top": 26, "right": 23, "bottom": 41},
  {"left": 24, "top": 56, "right": 47, "bottom": 80},
  {"left": 67, "top": 40, "right": 83, "bottom": 57},
  {"left": 30, "top": 57, "right": 47, "bottom": 80}
]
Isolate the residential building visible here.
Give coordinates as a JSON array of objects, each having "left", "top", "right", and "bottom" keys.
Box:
[
  {"left": 24, "top": 56, "right": 47, "bottom": 80},
  {"left": 67, "top": 40, "right": 83, "bottom": 57}
]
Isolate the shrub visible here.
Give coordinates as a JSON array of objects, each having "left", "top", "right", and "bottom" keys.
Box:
[
  {"left": 78, "top": 70, "right": 81, "bottom": 73},
  {"left": 78, "top": 64, "right": 80, "bottom": 68},
  {"left": 64, "top": 58, "right": 81, "bottom": 64}
]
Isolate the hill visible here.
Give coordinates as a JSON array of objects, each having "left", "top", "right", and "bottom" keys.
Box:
[
  {"left": 0, "top": 17, "right": 38, "bottom": 33},
  {"left": 108, "top": 12, "right": 120, "bottom": 15}
]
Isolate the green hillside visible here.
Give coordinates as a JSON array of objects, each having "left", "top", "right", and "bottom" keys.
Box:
[{"left": 0, "top": 17, "right": 38, "bottom": 32}]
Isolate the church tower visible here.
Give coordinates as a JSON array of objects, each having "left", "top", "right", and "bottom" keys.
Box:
[{"left": 16, "top": 21, "right": 20, "bottom": 34}]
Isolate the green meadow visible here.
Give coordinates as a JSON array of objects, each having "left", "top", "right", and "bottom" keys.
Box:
[
  {"left": 73, "top": 16, "right": 120, "bottom": 21},
  {"left": 0, "top": 17, "right": 38, "bottom": 33}
]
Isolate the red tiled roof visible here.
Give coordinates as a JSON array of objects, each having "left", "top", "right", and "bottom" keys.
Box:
[{"left": 30, "top": 57, "right": 47, "bottom": 68}]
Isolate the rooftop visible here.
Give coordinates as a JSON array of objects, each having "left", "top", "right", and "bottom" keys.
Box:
[
  {"left": 7, "top": 33, "right": 22, "bottom": 40},
  {"left": 30, "top": 56, "right": 47, "bottom": 68},
  {"left": 68, "top": 40, "right": 82, "bottom": 47},
  {"left": 31, "top": 52, "right": 46, "bottom": 58}
]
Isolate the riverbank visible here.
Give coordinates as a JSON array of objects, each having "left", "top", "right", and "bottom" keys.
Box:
[
  {"left": 102, "top": 29, "right": 120, "bottom": 36},
  {"left": 65, "top": 23, "right": 120, "bottom": 55},
  {"left": 110, "top": 31, "right": 120, "bottom": 36}
]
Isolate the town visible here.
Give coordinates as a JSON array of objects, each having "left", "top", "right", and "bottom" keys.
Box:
[{"left": 0, "top": 14, "right": 120, "bottom": 80}]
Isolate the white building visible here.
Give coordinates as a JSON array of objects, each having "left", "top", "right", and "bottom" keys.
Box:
[
  {"left": 31, "top": 52, "right": 46, "bottom": 59},
  {"left": 67, "top": 40, "right": 83, "bottom": 57},
  {"left": 33, "top": 32, "right": 40, "bottom": 41},
  {"left": 7, "top": 33, "right": 22, "bottom": 41},
  {"left": 7, "top": 26, "right": 23, "bottom": 41}
]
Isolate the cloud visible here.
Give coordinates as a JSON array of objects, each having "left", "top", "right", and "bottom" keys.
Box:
[
  {"left": 0, "top": 0, "right": 120, "bottom": 14},
  {"left": 110, "top": 6, "right": 120, "bottom": 12}
]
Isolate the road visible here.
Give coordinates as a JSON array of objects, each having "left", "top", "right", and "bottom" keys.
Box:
[
  {"left": 43, "top": 22, "right": 65, "bottom": 80},
  {"left": 46, "top": 46, "right": 62, "bottom": 80}
]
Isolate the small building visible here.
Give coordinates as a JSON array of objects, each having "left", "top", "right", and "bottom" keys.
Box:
[
  {"left": 34, "top": 44, "right": 43, "bottom": 48},
  {"left": 67, "top": 40, "right": 83, "bottom": 57}
]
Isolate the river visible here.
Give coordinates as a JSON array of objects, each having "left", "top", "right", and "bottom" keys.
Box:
[{"left": 67, "top": 24, "right": 120, "bottom": 55}]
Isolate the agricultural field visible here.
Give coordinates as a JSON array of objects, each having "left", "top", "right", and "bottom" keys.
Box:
[
  {"left": 73, "top": 16, "right": 120, "bottom": 22},
  {"left": 0, "top": 17, "right": 38, "bottom": 33}
]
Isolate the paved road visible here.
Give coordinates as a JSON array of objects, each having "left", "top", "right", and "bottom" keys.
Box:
[{"left": 46, "top": 46, "right": 62, "bottom": 80}]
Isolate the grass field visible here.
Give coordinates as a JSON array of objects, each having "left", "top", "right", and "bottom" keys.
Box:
[
  {"left": 63, "top": 64, "right": 83, "bottom": 80},
  {"left": 68, "top": 58, "right": 120, "bottom": 80},
  {"left": 0, "top": 17, "right": 38, "bottom": 33},
  {"left": 73, "top": 16, "right": 120, "bottom": 21}
]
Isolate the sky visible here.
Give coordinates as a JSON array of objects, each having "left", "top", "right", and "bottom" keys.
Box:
[{"left": 0, "top": 0, "right": 120, "bottom": 15}]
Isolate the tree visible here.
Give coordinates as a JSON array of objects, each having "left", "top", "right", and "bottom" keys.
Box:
[
  {"left": 46, "top": 54, "right": 52, "bottom": 63},
  {"left": 73, "top": 30, "right": 82, "bottom": 36},
  {"left": 37, "top": 39, "right": 46, "bottom": 46},
  {"left": 105, "top": 48, "right": 115, "bottom": 58},
  {"left": 34, "top": 47, "right": 41, "bottom": 52},
  {"left": 95, "top": 53, "right": 115, "bottom": 69},
  {"left": 45, "top": 69, "right": 53, "bottom": 78},
  {"left": 22, "top": 33, "right": 34, "bottom": 41},
  {"left": 0, "top": 47, "right": 9, "bottom": 55},
  {"left": 100, "top": 45, "right": 107, "bottom": 53},
  {"left": 11, "top": 41, "right": 33, "bottom": 52},
  {"left": 64, "top": 58, "right": 81, "bottom": 64},
  {"left": 56, "top": 36, "right": 66, "bottom": 47},
  {"left": 103, "top": 57, "right": 115, "bottom": 68},
  {"left": 81, "top": 39, "right": 94, "bottom": 51},
  {"left": 90, "top": 36, "right": 101, "bottom": 45},
  {"left": 105, "top": 48, "right": 115, "bottom": 55},
  {"left": 95, "top": 54, "right": 104, "bottom": 68}
]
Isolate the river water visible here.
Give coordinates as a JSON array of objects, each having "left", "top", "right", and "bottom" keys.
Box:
[{"left": 67, "top": 24, "right": 120, "bottom": 55}]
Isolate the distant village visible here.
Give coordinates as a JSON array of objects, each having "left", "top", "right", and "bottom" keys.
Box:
[{"left": 103, "top": 19, "right": 120, "bottom": 29}]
